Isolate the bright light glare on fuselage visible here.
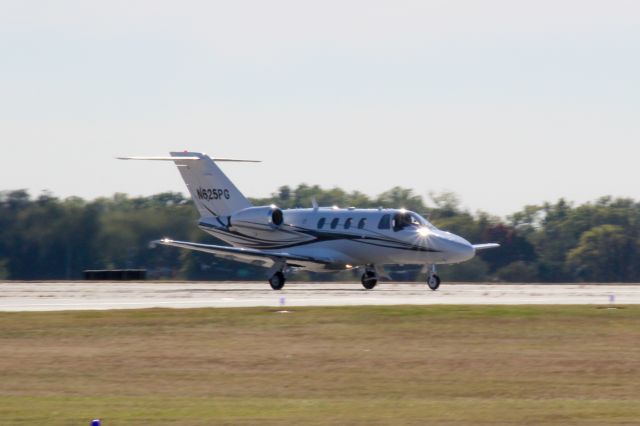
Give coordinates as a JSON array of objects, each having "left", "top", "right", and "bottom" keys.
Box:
[{"left": 417, "top": 227, "right": 431, "bottom": 237}]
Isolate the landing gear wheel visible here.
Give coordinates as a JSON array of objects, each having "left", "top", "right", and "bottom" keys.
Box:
[
  {"left": 361, "top": 271, "right": 378, "bottom": 290},
  {"left": 427, "top": 274, "right": 441, "bottom": 291},
  {"left": 269, "top": 271, "right": 286, "bottom": 290}
]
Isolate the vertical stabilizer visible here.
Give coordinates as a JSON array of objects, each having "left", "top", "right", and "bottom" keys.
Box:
[{"left": 170, "top": 152, "right": 252, "bottom": 218}]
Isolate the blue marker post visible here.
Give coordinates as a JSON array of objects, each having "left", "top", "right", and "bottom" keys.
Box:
[
  {"left": 279, "top": 296, "right": 286, "bottom": 307},
  {"left": 91, "top": 419, "right": 101, "bottom": 426},
  {"left": 609, "top": 294, "right": 616, "bottom": 304}
]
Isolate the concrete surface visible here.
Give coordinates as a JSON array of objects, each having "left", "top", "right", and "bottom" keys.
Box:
[{"left": 1, "top": 282, "right": 639, "bottom": 311}]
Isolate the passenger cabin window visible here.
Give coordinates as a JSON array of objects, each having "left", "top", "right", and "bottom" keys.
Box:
[
  {"left": 344, "top": 218, "right": 353, "bottom": 229},
  {"left": 330, "top": 218, "right": 339, "bottom": 229},
  {"left": 378, "top": 214, "right": 391, "bottom": 230},
  {"left": 317, "top": 218, "right": 326, "bottom": 229},
  {"left": 358, "top": 218, "right": 367, "bottom": 229}
]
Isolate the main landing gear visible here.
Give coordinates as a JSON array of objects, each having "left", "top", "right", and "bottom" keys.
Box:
[
  {"left": 426, "top": 265, "right": 441, "bottom": 291},
  {"left": 269, "top": 271, "right": 286, "bottom": 290},
  {"left": 361, "top": 268, "right": 378, "bottom": 290}
]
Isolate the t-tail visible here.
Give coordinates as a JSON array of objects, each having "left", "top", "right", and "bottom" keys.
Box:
[
  {"left": 118, "top": 152, "right": 257, "bottom": 218},
  {"left": 170, "top": 152, "right": 254, "bottom": 218}
]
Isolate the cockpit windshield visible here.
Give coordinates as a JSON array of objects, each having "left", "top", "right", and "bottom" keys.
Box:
[{"left": 392, "top": 211, "right": 437, "bottom": 232}]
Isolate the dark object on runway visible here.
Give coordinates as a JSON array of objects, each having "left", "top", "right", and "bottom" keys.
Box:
[{"left": 83, "top": 269, "right": 147, "bottom": 281}]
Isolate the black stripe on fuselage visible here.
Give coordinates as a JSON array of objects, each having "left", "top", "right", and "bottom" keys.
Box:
[{"left": 198, "top": 222, "right": 439, "bottom": 253}]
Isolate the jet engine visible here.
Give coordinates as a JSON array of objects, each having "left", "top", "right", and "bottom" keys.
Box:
[{"left": 229, "top": 206, "right": 284, "bottom": 231}]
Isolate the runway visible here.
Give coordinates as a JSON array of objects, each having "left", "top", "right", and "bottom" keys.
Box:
[{"left": 1, "top": 281, "right": 639, "bottom": 311}]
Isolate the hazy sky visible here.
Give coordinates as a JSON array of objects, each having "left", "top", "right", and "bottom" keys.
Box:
[{"left": 1, "top": 0, "right": 638, "bottom": 216}]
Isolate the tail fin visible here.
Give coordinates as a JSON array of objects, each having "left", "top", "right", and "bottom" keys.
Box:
[
  {"left": 170, "top": 152, "right": 252, "bottom": 218},
  {"left": 118, "top": 152, "right": 254, "bottom": 217}
]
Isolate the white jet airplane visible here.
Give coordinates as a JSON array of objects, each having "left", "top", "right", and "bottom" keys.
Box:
[{"left": 119, "top": 151, "right": 499, "bottom": 290}]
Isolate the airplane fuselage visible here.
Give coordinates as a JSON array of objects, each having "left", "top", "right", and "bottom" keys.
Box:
[{"left": 198, "top": 207, "right": 475, "bottom": 272}]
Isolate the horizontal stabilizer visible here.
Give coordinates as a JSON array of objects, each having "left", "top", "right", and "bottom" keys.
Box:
[
  {"left": 473, "top": 243, "right": 501, "bottom": 251},
  {"left": 213, "top": 158, "right": 262, "bottom": 163},
  {"left": 117, "top": 156, "right": 200, "bottom": 161},
  {"left": 117, "top": 156, "right": 261, "bottom": 163}
]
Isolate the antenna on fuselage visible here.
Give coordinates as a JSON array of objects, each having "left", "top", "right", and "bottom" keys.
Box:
[{"left": 311, "top": 197, "right": 319, "bottom": 211}]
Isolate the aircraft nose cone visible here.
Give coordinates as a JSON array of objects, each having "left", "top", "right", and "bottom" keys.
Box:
[
  {"left": 458, "top": 239, "right": 475, "bottom": 262},
  {"left": 435, "top": 232, "right": 475, "bottom": 263}
]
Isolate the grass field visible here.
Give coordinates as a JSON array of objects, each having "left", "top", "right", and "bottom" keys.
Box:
[{"left": 1, "top": 305, "right": 639, "bottom": 425}]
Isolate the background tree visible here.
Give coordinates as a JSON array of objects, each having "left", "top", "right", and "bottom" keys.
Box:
[
  {"left": 566, "top": 225, "right": 638, "bottom": 282},
  {"left": 3, "top": 187, "right": 640, "bottom": 283}
]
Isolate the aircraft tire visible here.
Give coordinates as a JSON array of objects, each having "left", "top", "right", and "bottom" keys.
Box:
[
  {"left": 269, "top": 272, "right": 286, "bottom": 290},
  {"left": 427, "top": 274, "right": 441, "bottom": 291},
  {"left": 361, "top": 271, "right": 378, "bottom": 290}
]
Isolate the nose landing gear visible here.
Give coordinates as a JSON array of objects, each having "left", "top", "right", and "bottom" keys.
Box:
[{"left": 426, "top": 265, "right": 441, "bottom": 291}]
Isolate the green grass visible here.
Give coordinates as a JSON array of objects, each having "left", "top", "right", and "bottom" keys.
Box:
[{"left": 1, "top": 306, "right": 640, "bottom": 425}]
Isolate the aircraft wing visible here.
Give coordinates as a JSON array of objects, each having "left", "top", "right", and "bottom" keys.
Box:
[
  {"left": 473, "top": 243, "right": 501, "bottom": 251},
  {"left": 153, "top": 238, "right": 331, "bottom": 269}
]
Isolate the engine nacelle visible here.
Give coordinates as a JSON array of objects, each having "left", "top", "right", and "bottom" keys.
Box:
[{"left": 229, "top": 206, "right": 284, "bottom": 231}]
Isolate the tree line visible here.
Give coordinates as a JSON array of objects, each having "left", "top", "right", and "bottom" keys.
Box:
[{"left": 1, "top": 186, "right": 638, "bottom": 282}]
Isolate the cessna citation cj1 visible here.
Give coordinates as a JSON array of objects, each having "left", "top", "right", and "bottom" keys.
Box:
[{"left": 119, "top": 152, "right": 499, "bottom": 290}]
